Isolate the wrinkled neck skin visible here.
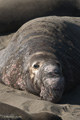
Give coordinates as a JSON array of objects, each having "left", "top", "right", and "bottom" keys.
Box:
[{"left": 26, "top": 54, "right": 65, "bottom": 103}]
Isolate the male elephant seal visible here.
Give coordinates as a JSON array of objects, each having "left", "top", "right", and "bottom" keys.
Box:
[
  {"left": 0, "top": 16, "right": 80, "bottom": 103},
  {"left": 0, "top": 103, "right": 62, "bottom": 120},
  {"left": 0, "top": 0, "right": 80, "bottom": 33}
]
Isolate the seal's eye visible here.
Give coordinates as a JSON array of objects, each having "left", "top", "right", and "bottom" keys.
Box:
[{"left": 33, "top": 64, "right": 39, "bottom": 69}]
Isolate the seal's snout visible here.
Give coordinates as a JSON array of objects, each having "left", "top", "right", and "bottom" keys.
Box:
[
  {"left": 40, "top": 78, "right": 64, "bottom": 102},
  {"left": 40, "top": 62, "right": 64, "bottom": 103}
]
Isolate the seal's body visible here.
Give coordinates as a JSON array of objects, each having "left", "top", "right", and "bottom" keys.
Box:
[
  {"left": 0, "top": 0, "right": 80, "bottom": 33},
  {"left": 0, "top": 16, "right": 80, "bottom": 103}
]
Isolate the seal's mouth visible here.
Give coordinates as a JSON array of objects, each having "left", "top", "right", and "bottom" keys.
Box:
[
  {"left": 39, "top": 77, "right": 64, "bottom": 103},
  {"left": 40, "top": 85, "right": 64, "bottom": 103}
]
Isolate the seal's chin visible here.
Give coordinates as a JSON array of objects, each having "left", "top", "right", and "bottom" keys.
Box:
[{"left": 40, "top": 85, "right": 64, "bottom": 103}]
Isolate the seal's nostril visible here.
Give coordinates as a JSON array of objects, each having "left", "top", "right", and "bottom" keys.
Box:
[
  {"left": 54, "top": 69, "right": 60, "bottom": 74},
  {"left": 48, "top": 72, "right": 54, "bottom": 75}
]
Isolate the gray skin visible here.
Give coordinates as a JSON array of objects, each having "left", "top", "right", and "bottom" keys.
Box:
[
  {"left": 0, "top": 16, "right": 80, "bottom": 103},
  {"left": 0, "top": 0, "right": 80, "bottom": 33},
  {"left": 0, "top": 102, "right": 62, "bottom": 120}
]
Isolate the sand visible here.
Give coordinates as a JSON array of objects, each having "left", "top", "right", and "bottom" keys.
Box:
[
  {"left": 0, "top": 83, "right": 80, "bottom": 120},
  {"left": 0, "top": 17, "right": 80, "bottom": 120}
]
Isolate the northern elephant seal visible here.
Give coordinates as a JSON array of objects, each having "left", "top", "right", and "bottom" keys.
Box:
[
  {"left": 0, "top": 0, "right": 80, "bottom": 33},
  {"left": 0, "top": 102, "right": 62, "bottom": 120},
  {"left": 0, "top": 16, "right": 80, "bottom": 103}
]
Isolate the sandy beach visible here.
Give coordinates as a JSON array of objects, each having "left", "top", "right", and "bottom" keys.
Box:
[{"left": 0, "top": 82, "right": 80, "bottom": 120}]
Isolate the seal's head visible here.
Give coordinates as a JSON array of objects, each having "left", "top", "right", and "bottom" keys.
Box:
[
  {"left": 39, "top": 61, "right": 64, "bottom": 103},
  {"left": 27, "top": 53, "right": 64, "bottom": 103}
]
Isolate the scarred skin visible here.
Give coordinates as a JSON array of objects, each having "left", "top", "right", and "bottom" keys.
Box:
[{"left": 0, "top": 16, "right": 80, "bottom": 103}]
